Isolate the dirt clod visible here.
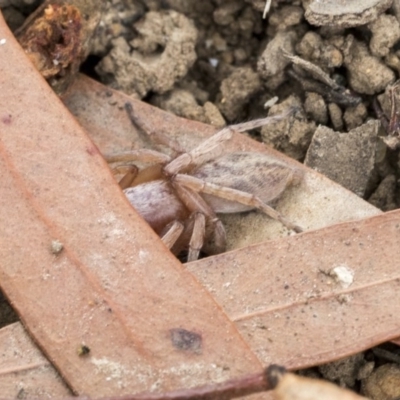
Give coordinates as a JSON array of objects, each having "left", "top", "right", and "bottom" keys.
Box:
[
  {"left": 305, "top": 120, "right": 379, "bottom": 196},
  {"left": 343, "top": 36, "right": 396, "bottom": 95},
  {"left": 343, "top": 103, "right": 368, "bottom": 131},
  {"left": 319, "top": 354, "right": 367, "bottom": 388},
  {"left": 296, "top": 31, "right": 344, "bottom": 69},
  {"left": 328, "top": 103, "right": 344, "bottom": 131},
  {"left": 217, "top": 66, "right": 262, "bottom": 121},
  {"left": 304, "top": 92, "right": 328, "bottom": 125},
  {"left": 151, "top": 89, "right": 226, "bottom": 127},
  {"left": 257, "top": 30, "right": 297, "bottom": 80},
  {"left": 368, "top": 14, "right": 400, "bottom": 58},
  {"left": 368, "top": 174, "right": 397, "bottom": 211},
  {"left": 96, "top": 10, "right": 198, "bottom": 97},
  {"left": 362, "top": 363, "right": 400, "bottom": 400},
  {"left": 261, "top": 95, "right": 316, "bottom": 160}
]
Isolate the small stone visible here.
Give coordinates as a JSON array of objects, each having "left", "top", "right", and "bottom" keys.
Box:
[
  {"left": 261, "top": 95, "right": 316, "bottom": 160},
  {"left": 357, "top": 361, "right": 375, "bottom": 380},
  {"left": 268, "top": 5, "right": 304, "bottom": 31},
  {"left": 319, "top": 353, "right": 366, "bottom": 387},
  {"left": 50, "top": 240, "right": 63, "bottom": 255},
  {"left": 213, "top": 1, "right": 243, "bottom": 26},
  {"left": 152, "top": 89, "right": 225, "bottom": 128},
  {"left": 305, "top": 120, "right": 379, "bottom": 196},
  {"left": 362, "top": 363, "right": 400, "bottom": 400},
  {"left": 368, "top": 14, "right": 400, "bottom": 58},
  {"left": 203, "top": 102, "right": 226, "bottom": 128},
  {"left": 304, "top": 92, "right": 328, "bottom": 125},
  {"left": 368, "top": 174, "right": 397, "bottom": 211},
  {"left": 257, "top": 30, "right": 297, "bottom": 79},
  {"left": 343, "top": 36, "right": 395, "bottom": 95},
  {"left": 218, "top": 66, "right": 262, "bottom": 121},
  {"left": 152, "top": 89, "right": 206, "bottom": 123},
  {"left": 344, "top": 103, "right": 367, "bottom": 130},
  {"left": 328, "top": 103, "right": 343, "bottom": 131}
]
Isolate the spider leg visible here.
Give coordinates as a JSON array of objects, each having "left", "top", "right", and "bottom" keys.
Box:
[
  {"left": 187, "top": 213, "right": 206, "bottom": 262},
  {"left": 172, "top": 182, "right": 227, "bottom": 255},
  {"left": 161, "top": 220, "right": 184, "bottom": 249},
  {"left": 104, "top": 149, "right": 171, "bottom": 164},
  {"left": 116, "top": 165, "right": 139, "bottom": 189},
  {"left": 125, "top": 102, "right": 186, "bottom": 154},
  {"left": 164, "top": 127, "right": 234, "bottom": 176},
  {"left": 105, "top": 149, "right": 169, "bottom": 187},
  {"left": 174, "top": 174, "right": 303, "bottom": 233},
  {"left": 164, "top": 108, "right": 297, "bottom": 176}
]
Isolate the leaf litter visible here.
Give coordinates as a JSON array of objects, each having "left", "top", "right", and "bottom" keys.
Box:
[{"left": 2, "top": 0, "right": 400, "bottom": 398}]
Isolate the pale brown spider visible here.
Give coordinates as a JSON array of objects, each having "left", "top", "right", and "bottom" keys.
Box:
[{"left": 105, "top": 103, "right": 303, "bottom": 262}]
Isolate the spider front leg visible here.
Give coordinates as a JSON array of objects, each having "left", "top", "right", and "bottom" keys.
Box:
[
  {"left": 174, "top": 174, "right": 303, "bottom": 233},
  {"left": 125, "top": 102, "right": 185, "bottom": 154},
  {"left": 164, "top": 109, "right": 297, "bottom": 176}
]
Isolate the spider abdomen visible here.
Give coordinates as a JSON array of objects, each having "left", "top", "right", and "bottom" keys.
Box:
[{"left": 193, "top": 152, "right": 302, "bottom": 213}]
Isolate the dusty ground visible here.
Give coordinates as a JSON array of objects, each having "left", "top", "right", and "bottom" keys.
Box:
[{"left": 2, "top": 0, "right": 400, "bottom": 398}]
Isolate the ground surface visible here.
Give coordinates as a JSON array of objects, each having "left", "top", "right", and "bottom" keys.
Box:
[{"left": 2, "top": 0, "right": 400, "bottom": 398}]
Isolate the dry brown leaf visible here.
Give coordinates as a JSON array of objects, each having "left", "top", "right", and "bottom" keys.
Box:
[
  {"left": 0, "top": 322, "right": 271, "bottom": 400},
  {"left": 0, "top": 11, "right": 263, "bottom": 397},
  {"left": 190, "top": 209, "right": 400, "bottom": 369}
]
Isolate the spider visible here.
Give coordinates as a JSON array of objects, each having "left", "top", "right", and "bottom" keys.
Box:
[{"left": 105, "top": 103, "right": 303, "bottom": 262}]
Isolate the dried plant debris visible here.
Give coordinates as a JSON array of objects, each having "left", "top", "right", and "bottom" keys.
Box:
[
  {"left": 15, "top": 0, "right": 105, "bottom": 94},
  {"left": 286, "top": 53, "right": 362, "bottom": 106}
]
